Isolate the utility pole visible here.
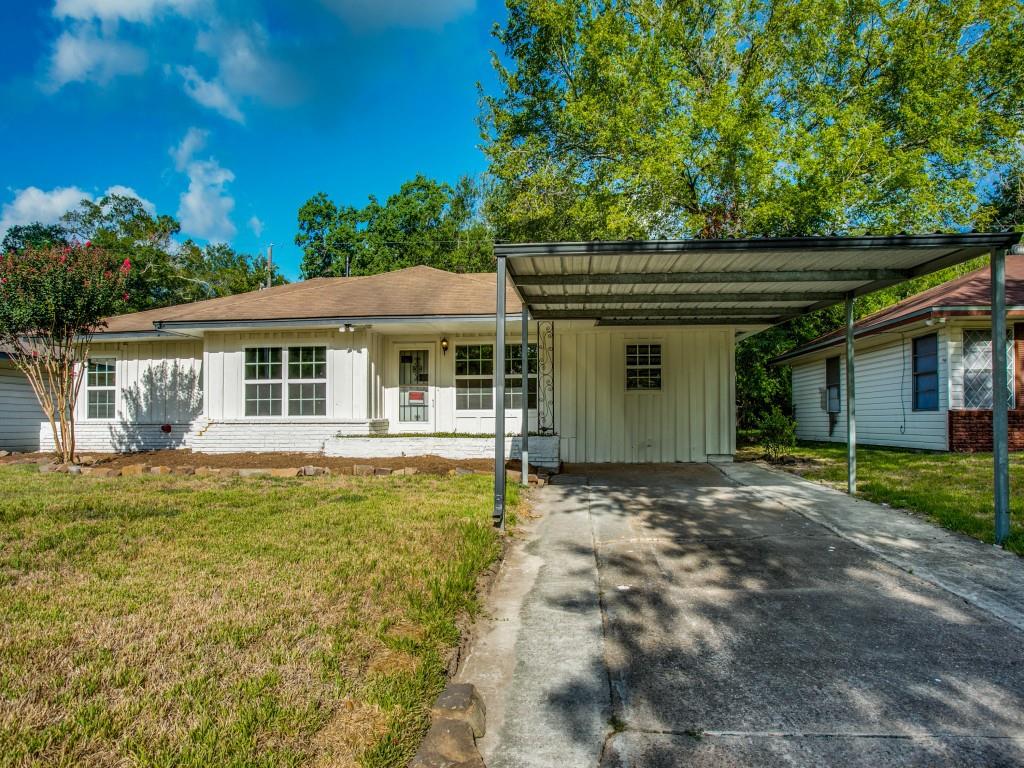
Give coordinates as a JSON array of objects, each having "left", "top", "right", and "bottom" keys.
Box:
[{"left": 266, "top": 244, "right": 274, "bottom": 289}]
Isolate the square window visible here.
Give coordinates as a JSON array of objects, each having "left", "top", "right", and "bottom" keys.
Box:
[
  {"left": 245, "top": 382, "right": 282, "bottom": 416},
  {"left": 626, "top": 344, "right": 662, "bottom": 391},
  {"left": 288, "top": 382, "right": 326, "bottom": 416},
  {"left": 87, "top": 389, "right": 115, "bottom": 419}
]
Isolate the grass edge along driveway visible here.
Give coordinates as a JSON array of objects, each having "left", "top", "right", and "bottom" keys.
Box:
[
  {"left": 0, "top": 467, "right": 517, "bottom": 768},
  {"left": 740, "top": 443, "right": 1024, "bottom": 555}
]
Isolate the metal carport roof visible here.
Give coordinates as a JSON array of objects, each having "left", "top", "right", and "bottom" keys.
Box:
[
  {"left": 491, "top": 231, "right": 1022, "bottom": 546},
  {"left": 496, "top": 232, "right": 1022, "bottom": 327}
]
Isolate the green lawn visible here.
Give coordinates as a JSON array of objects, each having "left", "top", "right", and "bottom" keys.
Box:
[
  {"left": 0, "top": 467, "right": 514, "bottom": 768},
  {"left": 739, "top": 443, "right": 1024, "bottom": 555}
]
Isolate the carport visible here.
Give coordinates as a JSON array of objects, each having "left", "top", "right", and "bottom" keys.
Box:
[{"left": 492, "top": 232, "right": 1023, "bottom": 544}]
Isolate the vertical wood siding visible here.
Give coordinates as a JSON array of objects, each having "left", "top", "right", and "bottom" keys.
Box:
[{"left": 554, "top": 326, "right": 736, "bottom": 463}]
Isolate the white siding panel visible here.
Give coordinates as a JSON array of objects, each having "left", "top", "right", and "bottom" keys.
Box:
[
  {"left": 790, "top": 329, "right": 949, "bottom": 451},
  {"left": 554, "top": 326, "right": 735, "bottom": 464},
  {"left": 0, "top": 362, "right": 44, "bottom": 451}
]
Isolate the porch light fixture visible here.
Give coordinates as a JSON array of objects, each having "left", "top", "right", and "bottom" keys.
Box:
[{"left": 441, "top": 337, "right": 449, "bottom": 355}]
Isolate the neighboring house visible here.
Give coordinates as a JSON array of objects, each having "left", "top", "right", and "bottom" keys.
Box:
[
  {"left": 0, "top": 352, "right": 44, "bottom": 452},
  {"left": 775, "top": 257, "right": 1024, "bottom": 452},
  {"left": 4, "top": 265, "right": 736, "bottom": 464}
]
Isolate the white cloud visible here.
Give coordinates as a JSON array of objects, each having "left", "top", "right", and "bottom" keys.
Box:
[
  {"left": 178, "top": 65, "right": 244, "bottom": 123},
  {"left": 171, "top": 126, "right": 209, "bottom": 171},
  {"left": 319, "top": 0, "right": 475, "bottom": 28},
  {"left": 0, "top": 184, "right": 155, "bottom": 240},
  {"left": 53, "top": 0, "right": 200, "bottom": 23},
  {"left": 46, "top": 22, "right": 147, "bottom": 89},
  {"left": 171, "top": 130, "right": 236, "bottom": 242},
  {"left": 248, "top": 215, "right": 264, "bottom": 238},
  {"left": 0, "top": 186, "right": 90, "bottom": 238},
  {"left": 195, "top": 24, "right": 299, "bottom": 107}
]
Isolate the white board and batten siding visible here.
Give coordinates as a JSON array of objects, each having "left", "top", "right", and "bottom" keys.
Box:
[
  {"left": 39, "top": 339, "right": 204, "bottom": 452},
  {"left": 555, "top": 326, "right": 736, "bottom": 463},
  {"left": 790, "top": 328, "right": 949, "bottom": 451},
  {"left": 0, "top": 361, "right": 45, "bottom": 451}
]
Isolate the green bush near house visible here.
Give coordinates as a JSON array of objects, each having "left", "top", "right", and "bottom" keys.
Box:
[{"left": 0, "top": 467, "right": 514, "bottom": 767}]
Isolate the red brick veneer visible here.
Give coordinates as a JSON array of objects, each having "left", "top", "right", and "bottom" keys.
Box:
[{"left": 949, "top": 410, "right": 1024, "bottom": 452}]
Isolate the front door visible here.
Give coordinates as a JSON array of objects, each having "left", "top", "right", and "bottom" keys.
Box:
[{"left": 397, "top": 347, "right": 434, "bottom": 430}]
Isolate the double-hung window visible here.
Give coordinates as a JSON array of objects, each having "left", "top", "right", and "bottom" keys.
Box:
[
  {"left": 288, "top": 346, "right": 327, "bottom": 416},
  {"left": 504, "top": 343, "right": 538, "bottom": 409},
  {"left": 912, "top": 334, "right": 939, "bottom": 411},
  {"left": 962, "top": 329, "right": 1015, "bottom": 409},
  {"left": 86, "top": 358, "right": 116, "bottom": 419},
  {"left": 455, "top": 344, "right": 494, "bottom": 410},
  {"left": 245, "top": 346, "right": 328, "bottom": 417},
  {"left": 245, "top": 347, "right": 283, "bottom": 416},
  {"left": 626, "top": 344, "right": 662, "bottom": 391}
]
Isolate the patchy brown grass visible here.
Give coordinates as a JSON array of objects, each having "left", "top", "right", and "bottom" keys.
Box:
[{"left": 0, "top": 467, "right": 512, "bottom": 767}]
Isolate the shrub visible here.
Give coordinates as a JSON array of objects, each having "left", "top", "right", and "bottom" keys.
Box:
[{"left": 759, "top": 407, "right": 796, "bottom": 462}]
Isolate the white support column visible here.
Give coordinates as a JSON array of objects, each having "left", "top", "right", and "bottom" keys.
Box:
[
  {"left": 992, "top": 247, "right": 1009, "bottom": 545},
  {"left": 846, "top": 294, "right": 857, "bottom": 495},
  {"left": 521, "top": 306, "right": 530, "bottom": 485},
  {"left": 494, "top": 257, "right": 507, "bottom": 529}
]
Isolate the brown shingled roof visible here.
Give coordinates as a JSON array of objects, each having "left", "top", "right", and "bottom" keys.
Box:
[
  {"left": 99, "top": 266, "right": 520, "bottom": 334},
  {"left": 776, "top": 255, "right": 1024, "bottom": 363}
]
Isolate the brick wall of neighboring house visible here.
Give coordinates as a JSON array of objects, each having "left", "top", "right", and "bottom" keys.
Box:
[{"left": 948, "top": 410, "right": 1024, "bottom": 451}]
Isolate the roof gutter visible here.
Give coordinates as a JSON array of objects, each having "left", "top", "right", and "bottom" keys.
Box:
[
  {"left": 153, "top": 314, "right": 522, "bottom": 331},
  {"left": 772, "top": 304, "right": 1024, "bottom": 365}
]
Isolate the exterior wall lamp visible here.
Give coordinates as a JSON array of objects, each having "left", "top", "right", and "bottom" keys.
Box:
[{"left": 441, "top": 337, "right": 449, "bottom": 355}]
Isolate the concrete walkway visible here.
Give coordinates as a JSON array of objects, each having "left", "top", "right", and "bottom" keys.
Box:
[{"left": 456, "top": 463, "right": 1024, "bottom": 767}]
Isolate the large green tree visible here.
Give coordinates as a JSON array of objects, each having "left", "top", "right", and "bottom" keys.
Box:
[
  {"left": 296, "top": 175, "right": 494, "bottom": 278},
  {"left": 483, "top": 0, "right": 1023, "bottom": 425},
  {"left": 484, "top": 0, "right": 1022, "bottom": 240}
]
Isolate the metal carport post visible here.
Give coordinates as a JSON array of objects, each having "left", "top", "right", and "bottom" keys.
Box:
[
  {"left": 846, "top": 294, "right": 857, "bottom": 495},
  {"left": 993, "top": 246, "right": 1009, "bottom": 545},
  {"left": 493, "top": 255, "right": 507, "bottom": 528}
]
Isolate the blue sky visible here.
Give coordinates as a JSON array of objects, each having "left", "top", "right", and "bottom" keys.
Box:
[{"left": 0, "top": 0, "right": 506, "bottom": 279}]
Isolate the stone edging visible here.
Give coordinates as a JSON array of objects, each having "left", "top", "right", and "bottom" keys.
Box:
[{"left": 411, "top": 682, "right": 487, "bottom": 768}]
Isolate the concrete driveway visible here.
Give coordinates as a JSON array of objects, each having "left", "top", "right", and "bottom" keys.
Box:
[{"left": 456, "top": 462, "right": 1024, "bottom": 767}]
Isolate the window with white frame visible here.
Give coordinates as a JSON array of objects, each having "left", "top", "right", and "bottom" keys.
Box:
[
  {"left": 288, "top": 346, "right": 327, "bottom": 416},
  {"left": 455, "top": 344, "right": 493, "bottom": 410},
  {"left": 86, "top": 358, "right": 116, "bottom": 419},
  {"left": 626, "top": 343, "right": 662, "bottom": 391},
  {"left": 962, "top": 329, "right": 1015, "bottom": 409},
  {"left": 504, "top": 343, "right": 538, "bottom": 409},
  {"left": 245, "top": 347, "right": 282, "bottom": 416},
  {"left": 244, "top": 346, "right": 328, "bottom": 417}
]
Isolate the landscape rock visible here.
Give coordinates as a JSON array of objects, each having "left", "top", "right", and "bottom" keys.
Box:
[
  {"left": 0, "top": 450, "right": 9, "bottom": 458},
  {"left": 527, "top": 473, "right": 538, "bottom": 484},
  {"left": 66, "top": 465, "right": 82, "bottom": 475},
  {"left": 373, "top": 467, "right": 393, "bottom": 476},
  {"left": 194, "top": 467, "right": 220, "bottom": 477},
  {"left": 300, "top": 466, "right": 330, "bottom": 476},
  {"left": 120, "top": 464, "right": 147, "bottom": 477},
  {"left": 392, "top": 467, "right": 418, "bottom": 476},
  {"left": 431, "top": 683, "right": 486, "bottom": 738},
  {"left": 409, "top": 718, "right": 484, "bottom": 768},
  {"left": 353, "top": 464, "right": 375, "bottom": 476},
  {"left": 38, "top": 464, "right": 58, "bottom": 474},
  {"left": 149, "top": 466, "right": 173, "bottom": 475},
  {"left": 173, "top": 466, "right": 196, "bottom": 476},
  {"left": 453, "top": 467, "right": 475, "bottom": 476},
  {"left": 83, "top": 467, "right": 121, "bottom": 478},
  {"left": 506, "top": 469, "right": 521, "bottom": 483},
  {"left": 76, "top": 455, "right": 98, "bottom": 466},
  {"left": 269, "top": 468, "right": 300, "bottom": 478}
]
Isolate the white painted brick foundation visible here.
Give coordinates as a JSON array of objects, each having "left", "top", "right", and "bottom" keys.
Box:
[
  {"left": 189, "top": 420, "right": 389, "bottom": 454},
  {"left": 324, "top": 435, "right": 561, "bottom": 469}
]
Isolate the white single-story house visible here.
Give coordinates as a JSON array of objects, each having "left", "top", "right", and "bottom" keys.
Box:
[
  {"left": 2, "top": 264, "right": 737, "bottom": 466},
  {"left": 774, "top": 257, "right": 1023, "bottom": 452}
]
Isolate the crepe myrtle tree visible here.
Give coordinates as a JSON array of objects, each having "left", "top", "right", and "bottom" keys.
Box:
[{"left": 0, "top": 243, "right": 129, "bottom": 463}]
